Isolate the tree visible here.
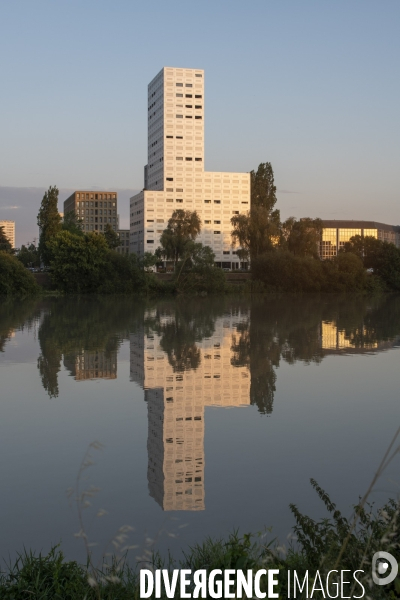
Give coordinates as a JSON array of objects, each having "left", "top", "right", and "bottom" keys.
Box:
[
  {"left": 158, "top": 209, "right": 201, "bottom": 266},
  {"left": 251, "top": 162, "right": 277, "bottom": 211},
  {"left": 37, "top": 186, "right": 62, "bottom": 265},
  {"left": 284, "top": 217, "right": 322, "bottom": 258},
  {"left": 47, "top": 231, "right": 110, "bottom": 293},
  {"left": 0, "top": 252, "right": 39, "bottom": 296},
  {"left": 231, "top": 204, "right": 281, "bottom": 262},
  {"left": 62, "top": 211, "right": 84, "bottom": 236},
  {"left": 0, "top": 226, "right": 13, "bottom": 253},
  {"left": 16, "top": 242, "right": 40, "bottom": 267},
  {"left": 102, "top": 223, "right": 120, "bottom": 250},
  {"left": 231, "top": 162, "right": 281, "bottom": 262}
]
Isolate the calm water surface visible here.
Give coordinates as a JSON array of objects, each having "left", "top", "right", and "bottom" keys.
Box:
[{"left": 0, "top": 295, "right": 399, "bottom": 563}]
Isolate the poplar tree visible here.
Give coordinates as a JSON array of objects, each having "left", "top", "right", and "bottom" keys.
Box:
[{"left": 37, "top": 186, "right": 62, "bottom": 265}]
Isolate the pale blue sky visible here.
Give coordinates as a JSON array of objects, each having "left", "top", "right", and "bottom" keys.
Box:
[{"left": 1, "top": 0, "right": 399, "bottom": 245}]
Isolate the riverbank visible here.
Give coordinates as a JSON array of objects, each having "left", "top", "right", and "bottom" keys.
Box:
[{"left": 1, "top": 486, "right": 399, "bottom": 600}]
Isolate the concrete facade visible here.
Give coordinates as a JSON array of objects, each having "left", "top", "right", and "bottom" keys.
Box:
[
  {"left": 0, "top": 220, "right": 15, "bottom": 248},
  {"left": 130, "top": 67, "right": 251, "bottom": 268},
  {"left": 64, "top": 191, "right": 118, "bottom": 233}
]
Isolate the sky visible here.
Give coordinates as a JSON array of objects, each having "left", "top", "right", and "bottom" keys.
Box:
[{"left": 0, "top": 0, "right": 399, "bottom": 246}]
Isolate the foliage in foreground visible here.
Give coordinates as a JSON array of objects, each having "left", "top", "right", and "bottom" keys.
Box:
[
  {"left": 0, "top": 252, "right": 40, "bottom": 296},
  {"left": 1, "top": 482, "right": 399, "bottom": 598}
]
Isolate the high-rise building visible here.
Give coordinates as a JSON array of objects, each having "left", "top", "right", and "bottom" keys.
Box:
[
  {"left": 0, "top": 220, "right": 15, "bottom": 248},
  {"left": 130, "top": 311, "right": 250, "bottom": 511},
  {"left": 130, "top": 67, "right": 251, "bottom": 269},
  {"left": 64, "top": 191, "right": 118, "bottom": 233}
]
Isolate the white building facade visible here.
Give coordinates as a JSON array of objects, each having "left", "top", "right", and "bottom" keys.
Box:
[{"left": 130, "top": 67, "right": 250, "bottom": 269}]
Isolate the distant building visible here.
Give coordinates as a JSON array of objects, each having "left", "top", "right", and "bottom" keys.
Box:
[
  {"left": 320, "top": 220, "right": 400, "bottom": 259},
  {"left": 116, "top": 229, "right": 130, "bottom": 254},
  {"left": 64, "top": 191, "right": 118, "bottom": 233},
  {"left": 63, "top": 349, "right": 117, "bottom": 380},
  {"left": 0, "top": 220, "right": 15, "bottom": 248},
  {"left": 130, "top": 66, "right": 251, "bottom": 270}
]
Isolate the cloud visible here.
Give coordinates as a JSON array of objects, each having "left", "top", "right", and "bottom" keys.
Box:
[{"left": 1, "top": 205, "right": 21, "bottom": 210}]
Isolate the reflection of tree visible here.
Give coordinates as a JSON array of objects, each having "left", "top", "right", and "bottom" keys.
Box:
[
  {"left": 36, "top": 297, "right": 146, "bottom": 397},
  {"left": 143, "top": 297, "right": 236, "bottom": 373},
  {"left": 231, "top": 294, "right": 400, "bottom": 416},
  {"left": 0, "top": 298, "right": 42, "bottom": 353}
]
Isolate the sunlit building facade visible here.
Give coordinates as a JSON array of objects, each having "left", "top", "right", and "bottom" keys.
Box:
[
  {"left": 130, "top": 310, "right": 250, "bottom": 511},
  {"left": 320, "top": 220, "right": 400, "bottom": 259},
  {"left": 0, "top": 220, "right": 15, "bottom": 248},
  {"left": 130, "top": 67, "right": 251, "bottom": 269},
  {"left": 64, "top": 191, "right": 119, "bottom": 233}
]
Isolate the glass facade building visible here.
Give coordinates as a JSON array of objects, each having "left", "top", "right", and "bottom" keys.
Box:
[{"left": 319, "top": 221, "right": 400, "bottom": 259}]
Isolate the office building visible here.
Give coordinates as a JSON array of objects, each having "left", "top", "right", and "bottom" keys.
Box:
[
  {"left": 130, "top": 310, "right": 250, "bottom": 511},
  {"left": 64, "top": 191, "right": 118, "bottom": 232},
  {"left": 130, "top": 67, "right": 251, "bottom": 269},
  {"left": 0, "top": 220, "right": 15, "bottom": 248},
  {"left": 116, "top": 229, "right": 130, "bottom": 254},
  {"left": 320, "top": 220, "right": 400, "bottom": 259}
]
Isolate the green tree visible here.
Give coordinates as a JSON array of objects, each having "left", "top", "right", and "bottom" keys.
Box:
[
  {"left": 173, "top": 242, "right": 226, "bottom": 293},
  {"left": 0, "top": 252, "right": 39, "bottom": 296},
  {"left": 102, "top": 223, "right": 121, "bottom": 250},
  {"left": 16, "top": 243, "right": 40, "bottom": 267},
  {"left": 231, "top": 204, "right": 281, "bottom": 262},
  {"left": 0, "top": 226, "right": 12, "bottom": 253},
  {"left": 37, "top": 186, "right": 62, "bottom": 265},
  {"left": 158, "top": 209, "right": 201, "bottom": 266},
  {"left": 231, "top": 163, "right": 281, "bottom": 262},
  {"left": 47, "top": 231, "right": 110, "bottom": 293},
  {"left": 283, "top": 217, "right": 323, "bottom": 258},
  {"left": 62, "top": 211, "right": 84, "bottom": 236},
  {"left": 251, "top": 162, "right": 277, "bottom": 211}
]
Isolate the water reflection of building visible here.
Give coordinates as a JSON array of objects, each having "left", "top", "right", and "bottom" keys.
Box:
[
  {"left": 130, "top": 313, "right": 250, "bottom": 511},
  {"left": 321, "top": 321, "right": 400, "bottom": 353},
  {"left": 64, "top": 349, "right": 117, "bottom": 380}
]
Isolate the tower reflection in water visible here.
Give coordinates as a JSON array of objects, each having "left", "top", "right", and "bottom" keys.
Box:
[{"left": 130, "top": 310, "right": 250, "bottom": 511}]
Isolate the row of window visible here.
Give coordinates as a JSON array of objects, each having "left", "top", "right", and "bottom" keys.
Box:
[
  {"left": 78, "top": 209, "right": 115, "bottom": 216},
  {"left": 176, "top": 94, "right": 202, "bottom": 99},
  {"left": 82, "top": 217, "right": 116, "bottom": 224},
  {"left": 176, "top": 115, "right": 202, "bottom": 119},
  {"left": 76, "top": 201, "right": 116, "bottom": 208},
  {"left": 175, "top": 157, "right": 203, "bottom": 161},
  {"left": 76, "top": 193, "right": 115, "bottom": 200},
  {"left": 175, "top": 104, "right": 202, "bottom": 109},
  {"left": 83, "top": 224, "right": 117, "bottom": 232}
]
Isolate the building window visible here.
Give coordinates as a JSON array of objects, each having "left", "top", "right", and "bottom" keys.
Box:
[
  {"left": 214, "top": 200, "right": 221, "bottom": 204},
  {"left": 195, "top": 116, "right": 202, "bottom": 119},
  {"left": 176, "top": 83, "right": 183, "bottom": 87},
  {"left": 185, "top": 83, "right": 192, "bottom": 87},
  {"left": 147, "top": 240, "right": 154, "bottom": 243},
  {"left": 176, "top": 199, "right": 183, "bottom": 203},
  {"left": 214, "top": 231, "right": 221, "bottom": 234},
  {"left": 195, "top": 94, "right": 202, "bottom": 98},
  {"left": 185, "top": 94, "right": 192, "bottom": 98},
  {"left": 166, "top": 135, "right": 173, "bottom": 138},
  {"left": 195, "top": 158, "right": 202, "bottom": 161},
  {"left": 195, "top": 105, "right": 202, "bottom": 109},
  {"left": 176, "top": 93, "right": 183, "bottom": 97},
  {"left": 176, "top": 157, "right": 183, "bottom": 160},
  {"left": 223, "top": 251, "right": 230, "bottom": 255},
  {"left": 185, "top": 115, "right": 192, "bottom": 118},
  {"left": 176, "top": 115, "right": 183, "bottom": 118},
  {"left": 204, "top": 200, "right": 211, "bottom": 203},
  {"left": 185, "top": 104, "right": 192, "bottom": 108},
  {"left": 204, "top": 220, "right": 211, "bottom": 224},
  {"left": 214, "top": 220, "right": 221, "bottom": 224},
  {"left": 185, "top": 157, "right": 192, "bottom": 161},
  {"left": 166, "top": 177, "right": 173, "bottom": 181},
  {"left": 195, "top": 74, "right": 202, "bottom": 77}
]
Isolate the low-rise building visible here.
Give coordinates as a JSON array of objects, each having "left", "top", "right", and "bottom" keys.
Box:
[
  {"left": 64, "top": 191, "right": 118, "bottom": 233},
  {"left": 320, "top": 220, "right": 400, "bottom": 259}
]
